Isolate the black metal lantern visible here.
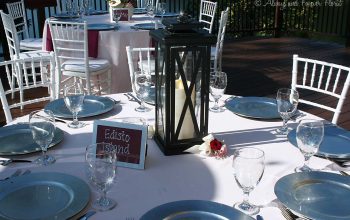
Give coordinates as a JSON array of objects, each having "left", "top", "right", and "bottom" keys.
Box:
[{"left": 150, "top": 17, "right": 216, "bottom": 155}]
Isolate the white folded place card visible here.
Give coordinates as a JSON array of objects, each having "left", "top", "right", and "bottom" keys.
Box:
[{"left": 92, "top": 120, "right": 147, "bottom": 169}]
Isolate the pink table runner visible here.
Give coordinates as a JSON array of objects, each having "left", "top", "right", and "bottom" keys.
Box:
[{"left": 45, "top": 25, "right": 99, "bottom": 58}]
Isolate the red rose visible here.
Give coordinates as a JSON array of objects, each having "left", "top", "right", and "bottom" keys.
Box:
[{"left": 210, "top": 139, "right": 222, "bottom": 151}]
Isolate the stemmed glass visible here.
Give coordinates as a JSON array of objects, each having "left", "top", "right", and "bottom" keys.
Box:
[
  {"left": 82, "top": 0, "right": 90, "bottom": 15},
  {"left": 85, "top": 143, "right": 117, "bottom": 211},
  {"left": 209, "top": 71, "right": 227, "bottom": 112},
  {"left": 66, "top": 0, "right": 73, "bottom": 15},
  {"left": 146, "top": 4, "right": 155, "bottom": 24},
  {"left": 158, "top": 2, "right": 166, "bottom": 21},
  {"left": 232, "top": 147, "right": 265, "bottom": 215},
  {"left": 276, "top": 88, "right": 299, "bottom": 135},
  {"left": 295, "top": 119, "right": 324, "bottom": 172},
  {"left": 113, "top": 12, "right": 121, "bottom": 26},
  {"left": 29, "top": 110, "right": 56, "bottom": 166},
  {"left": 64, "top": 82, "right": 85, "bottom": 128},
  {"left": 134, "top": 71, "right": 152, "bottom": 112}
]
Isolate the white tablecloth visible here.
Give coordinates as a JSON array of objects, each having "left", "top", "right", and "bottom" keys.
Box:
[
  {"left": 43, "top": 14, "right": 153, "bottom": 94},
  {"left": 0, "top": 94, "right": 347, "bottom": 219}
]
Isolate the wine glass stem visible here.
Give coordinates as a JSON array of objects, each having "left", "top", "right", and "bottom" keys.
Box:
[
  {"left": 282, "top": 118, "right": 288, "bottom": 130},
  {"left": 303, "top": 155, "right": 311, "bottom": 167},
  {"left": 41, "top": 144, "right": 48, "bottom": 158},
  {"left": 242, "top": 190, "right": 251, "bottom": 205},
  {"left": 214, "top": 98, "right": 219, "bottom": 109},
  {"left": 140, "top": 100, "right": 146, "bottom": 109},
  {"left": 99, "top": 189, "right": 109, "bottom": 206},
  {"left": 73, "top": 112, "right": 79, "bottom": 124}
]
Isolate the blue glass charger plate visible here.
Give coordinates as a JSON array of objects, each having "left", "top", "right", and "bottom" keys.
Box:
[
  {"left": 45, "top": 95, "right": 115, "bottom": 119},
  {"left": 155, "top": 12, "right": 179, "bottom": 17},
  {"left": 0, "top": 172, "right": 90, "bottom": 220},
  {"left": 225, "top": 96, "right": 280, "bottom": 119},
  {"left": 133, "top": 8, "right": 147, "bottom": 14},
  {"left": 288, "top": 124, "right": 350, "bottom": 160},
  {"left": 88, "top": 23, "right": 117, "bottom": 31},
  {"left": 0, "top": 124, "right": 64, "bottom": 156},
  {"left": 87, "top": 10, "right": 108, "bottom": 15},
  {"left": 132, "top": 23, "right": 163, "bottom": 30},
  {"left": 140, "top": 200, "right": 254, "bottom": 220},
  {"left": 52, "top": 13, "right": 79, "bottom": 19},
  {"left": 275, "top": 171, "right": 350, "bottom": 220}
]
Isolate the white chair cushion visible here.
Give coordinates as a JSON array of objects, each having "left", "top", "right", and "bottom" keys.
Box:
[
  {"left": 138, "top": 59, "right": 155, "bottom": 74},
  {"left": 62, "top": 58, "right": 110, "bottom": 73},
  {"left": 20, "top": 38, "right": 43, "bottom": 51},
  {"left": 18, "top": 50, "right": 51, "bottom": 59}
]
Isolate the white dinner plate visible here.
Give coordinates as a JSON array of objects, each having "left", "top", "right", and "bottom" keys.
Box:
[
  {"left": 275, "top": 171, "right": 350, "bottom": 220},
  {"left": 0, "top": 172, "right": 90, "bottom": 220},
  {"left": 287, "top": 124, "right": 350, "bottom": 160},
  {"left": 140, "top": 200, "right": 254, "bottom": 220},
  {"left": 88, "top": 23, "right": 117, "bottom": 31},
  {"left": 0, "top": 124, "right": 64, "bottom": 156},
  {"left": 45, "top": 95, "right": 115, "bottom": 119}
]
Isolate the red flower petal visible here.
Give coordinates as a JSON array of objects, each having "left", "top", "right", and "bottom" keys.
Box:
[{"left": 210, "top": 139, "right": 222, "bottom": 151}]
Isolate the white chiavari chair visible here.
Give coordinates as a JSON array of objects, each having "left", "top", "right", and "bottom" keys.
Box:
[
  {"left": 6, "top": 0, "right": 42, "bottom": 51},
  {"left": 292, "top": 54, "right": 350, "bottom": 124},
  {"left": 199, "top": 0, "right": 217, "bottom": 34},
  {"left": 0, "top": 54, "right": 56, "bottom": 124},
  {"left": 48, "top": 19, "right": 111, "bottom": 96}
]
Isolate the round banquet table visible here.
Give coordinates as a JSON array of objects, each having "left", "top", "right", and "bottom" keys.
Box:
[
  {"left": 43, "top": 13, "right": 155, "bottom": 94},
  {"left": 0, "top": 94, "right": 347, "bottom": 219}
]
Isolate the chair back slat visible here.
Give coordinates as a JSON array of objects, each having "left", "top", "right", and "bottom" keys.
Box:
[{"left": 292, "top": 54, "right": 350, "bottom": 124}]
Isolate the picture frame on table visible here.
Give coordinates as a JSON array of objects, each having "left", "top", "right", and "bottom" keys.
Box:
[{"left": 92, "top": 120, "right": 148, "bottom": 169}]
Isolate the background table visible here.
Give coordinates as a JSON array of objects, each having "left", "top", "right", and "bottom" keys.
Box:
[
  {"left": 0, "top": 94, "right": 346, "bottom": 219},
  {"left": 44, "top": 14, "right": 154, "bottom": 94}
]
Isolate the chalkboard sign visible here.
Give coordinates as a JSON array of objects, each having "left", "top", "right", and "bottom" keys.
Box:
[{"left": 92, "top": 120, "right": 147, "bottom": 169}]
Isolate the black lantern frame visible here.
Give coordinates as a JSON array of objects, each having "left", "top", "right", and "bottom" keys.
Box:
[{"left": 150, "top": 28, "right": 216, "bottom": 155}]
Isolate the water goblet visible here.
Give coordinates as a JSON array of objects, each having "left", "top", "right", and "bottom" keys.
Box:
[
  {"left": 232, "top": 147, "right": 265, "bottom": 215},
  {"left": 66, "top": 0, "right": 73, "bottom": 15},
  {"left": 85, "top": 143, "right": 117, "bottom": 211},
  {"left": 29, "top": 110, "right": 56, "bottom": 166},
  {"left": 134, "top": 71, "right": 152, "bottom": 112},
  {"left": 146, "top": 4, "right": 155, "bottom": 24},
  {"left": 209, "top": 71, "right": 227, "bottom": 112},
  {"left": 158, "top": 2, "right": 166, "bottom": 21},
  {"left": 113, "top": 12, "right": 121, "bottom": 26},
  {"left": 295, "top": 119, "right": 324, "bottom": 172},
  {"left": 64, "top": 82, "right": 85, "bottom": 128},
  {"left": 82, "top": 0, "right": 90, "bottom": 15},
  {"left": 276, "top": 88, "right": 299, "bottom": 135}
]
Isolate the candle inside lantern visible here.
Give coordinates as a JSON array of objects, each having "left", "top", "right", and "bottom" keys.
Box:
[{"left": 174, "top": 79, "right": 195, "bottom": 139}]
